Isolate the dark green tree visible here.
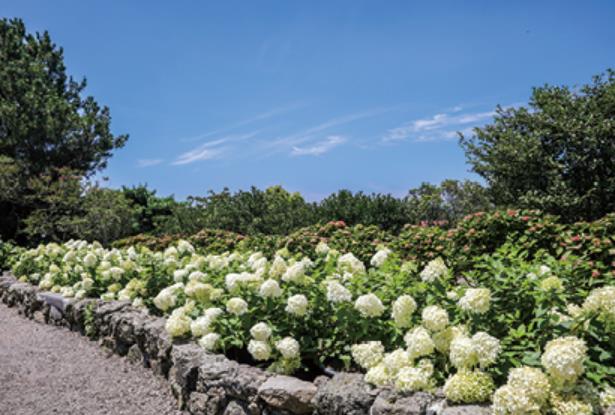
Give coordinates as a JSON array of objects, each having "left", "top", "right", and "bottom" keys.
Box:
[
  {"left": 0, "top": 18, "right": 127, "bottom": 241},
  {"left": 460, "top": 70, "right": 615, "bottom": 221}
]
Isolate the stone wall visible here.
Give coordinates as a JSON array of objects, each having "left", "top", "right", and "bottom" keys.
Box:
[{"left": 0, "top": 272, "right": 550, "bottom": 415}]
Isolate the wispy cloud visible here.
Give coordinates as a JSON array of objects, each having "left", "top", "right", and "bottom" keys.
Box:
[
  {"left": 383, "top": 108, "right": 496, "bottom": 143},
  {"left": 263, "top": 108, "right": 391, "bottom": 155},
  {"left": 291, "top": 135, "right": 346, "bottom": 156},
  {"left": 180, "top": 103, "right": 303, "bottom": 142},
  {"left": 172, "top": 131, "right": 259, "bottom": 165},
  {"left": 137, "top": 158, "right": 163, "bottom": 168}
]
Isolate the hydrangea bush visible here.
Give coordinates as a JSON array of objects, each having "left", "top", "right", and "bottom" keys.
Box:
[{"left": 9, "top": 237, "right": 615, "bottom": 412}]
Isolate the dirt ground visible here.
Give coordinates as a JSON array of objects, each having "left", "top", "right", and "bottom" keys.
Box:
[{"left": 0, "top": 303, "right": 184, "bottom": 415}]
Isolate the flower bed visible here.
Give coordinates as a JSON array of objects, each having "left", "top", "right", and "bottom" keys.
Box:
[{"left": 6, "top": 237, "right": 615, "bottom": 414}]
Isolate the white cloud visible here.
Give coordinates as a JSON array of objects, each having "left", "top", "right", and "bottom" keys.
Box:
[
  {"left": 180, "top": 103, "right": 303, "bottom": 142},
  {"left": 172, "top": 146, "right": 225, "bottom": 165},
  {"left": 137, "top": 159, "right": 163, "bottom": 167},
  {"left": 264, "top": 108, "right": 390, "bottom": 154},
  {"left": 172, "top": 131, "right": 259, "bottom": 165},
  {"left": 291, "top": 135, "right": 346, "bottom": 156},
  {"left": 382, "top": 107, "right": 496, "bottom": 143}
]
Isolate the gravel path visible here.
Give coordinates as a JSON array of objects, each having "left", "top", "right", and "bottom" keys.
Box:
[{"left": 0, "top": 303, "right": 184, "bottom": 415}]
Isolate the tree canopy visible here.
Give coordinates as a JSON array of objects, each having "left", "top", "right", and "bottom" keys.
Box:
[
  {"left": 460, "top": 70, "right": 615, "bottom": 222},
  {"left": 0, "top": 18, "right": 127, "bottom": 242}
]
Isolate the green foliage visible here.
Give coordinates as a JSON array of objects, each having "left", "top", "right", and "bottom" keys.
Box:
[
  {"left": 460, "top": 69, "right": 615, "bottom": 222},
  {"left": 0, "top": 18, "right": 127, "bottom": 242}
]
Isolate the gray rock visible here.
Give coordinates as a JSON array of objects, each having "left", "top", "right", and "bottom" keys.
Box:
[
  {"left": 312, "top": 373, "right": 379, "bottom": 415},
  {"left": 196, "top": 354, "right": 240, "bottom": 392},
  {"left": 187, "top": 391, "right": 209, "bottom": 414},
  {"left": 126, "top": 344, "right": 145, "bottom": 366},
  {"left": 226, "top": 364, "right": 271, "bottom": 400},
  {"left": 441, "top": 404, "right": 491, "bottom": 415},
  {"left": 224, "top": 400, "right": 250, "bottom": 415},
  {"left": 605, "top": 405, "right": 615, "bottom": 415},
  {"left": 169, "top": 343, "right": 210, "bottom": 408},
  {"left": 370, "top": 390, "right": 434, "bottom": 415},
  {"left": 38, "top": 292, "right": 72, "bottom": 313},
  {"left": 258, "top": 375, "right": 317, "bottom": 414}
]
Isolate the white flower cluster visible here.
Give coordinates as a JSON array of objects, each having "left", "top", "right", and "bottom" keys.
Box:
[
  {"left": 449, "top": 331, "right": 500, "bottom": 369},
  {"left": 540, "top": 336, "right": 587, "bottom": 386},
  {"left": 582, "top": 285, "right": 615, "bottom": 324},
  {"left": 391, "top": 295, "right": 417, "bottom": 328},
  {"left": 285, "top": 294, "right": 308, "bottom": 316},
  {"left": 457, "top": 288, "right": 491, "bottom": 314},
  {"left": 325, "top": 280, "right": 352, "bottom": 303},
  {"left": 370, "top": 248, "right": 391, "bottom": 268},
  {"left": 354, "top": 293, "right": 385, "bottom": 318},
  {"left": 226, "top": 297, "right": 249, "bottom": 316},
  {"left": 419, "top": 258, "right": 448, "bottom": 283},
  {"left": 421, "top": 305, "right": 449, "bottom": 332},
  {"left": 540, "top": 275, "right": 564, "bottom": 292},
  {"left": 337, "top": 253, "right": 366, "bottom": 275},
  {"left": 443, "top": 369, "right": 495, "bottom": 404},
  {"left": 351, "top": 341, "right": 385, "bottom": 370}
]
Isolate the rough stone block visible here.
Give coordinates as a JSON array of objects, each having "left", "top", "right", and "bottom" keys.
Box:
[
  {"left": 370, "top": 390, "right": 434, "bottom": 415},
  {"left": 258, "top": 375, "right": 317, "bottom": 414},
  {"left": 312, "top": 373, "right": 379, "bottom": 415}
]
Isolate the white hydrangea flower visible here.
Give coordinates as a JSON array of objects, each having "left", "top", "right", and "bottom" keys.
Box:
[
  {"left": 421, "top": 305, "right": 449, "bottom": 332},
  {"left": 583, "top": 286, "right": 615, "bottom": 324},
  {"left": 471, "top": 331, "right": 500, "bottom": 368},
  {"left": 100, "top": 292, "right": 115, "bottom": 301},
  {"left": 420, "top": 258, "right": 448, "bottom": 282},
  {"left": 354, "top": 293, "right": 385, "bottom": 318},
  {"left": 191, "top": 316, "right": 213, "bottom": 337},
  {"left": 540, "top": 336, "right": 587, "bottom": 386},
  {"left": 364, "top": 362, "right": 391, "bottom": 386},
  {"left": 188, "top": 271, "right": 206, "bottom": 282},
  {"left": 443, "top": 369, "right": 494, "bottom": 404},
  {"left": 432, "top": 325, "right": 466, "bottom": 354},
  {"left": 315, "top": 241, "right": 330, "bottom": 255},
  {"left": 177, "top": 240, "right": 195, "bottom": 255},
  {"left": 281, "top": 262, "right": 306, "bottom": 283},
  {"left": 153, "top": 285, "right": 181, "bottom": 312},
  {"left": 458, "top": 288, "right": 491, "bottom": 314},
  {"left": 325, "top": 280, "right": 352, "bottom": 303},
  {"left": 391, "top": 295, "right": 417, "bottom": 328},
  {"left": 259, "top": 279, "right": 282, "bottom": 298},
  {"left": 226, "top": 297, "right": 249, "bottom": 316},
  {"left": 198, "top": 332, "right": 221, "bottom": 352},
  {"left": 351, "top": 341, "right": 385, "bottom": 370},
  {"left": 276, "top": 337, "right": 300, "bottom": 359},
  {"left": 285, "top": 294, "right": 308, "bottom": 316},
  {"left": 269, "top": 256, "right": 287, "bottom": 278},
  {"left": 382, "top": 348, "right": 411, "bottom": 373},
  {"left": 507, "top": 367, "right": 550, "bottom": 405},
  {"left": 337, "top": 253, "right": 366, "bottom": 275},
  {"left": 173, "top": 269, "right": 188, "bottom": 282},
  {"left": 540, "top": 276, "right": 564, "bottom": 292},
  {"left": 538, "top": 265, "right": 551, "bottom": 276},
  {"left": 248, "top": 340, "right": 271, "bottom": 361},
  {"left": 449, "top": 335, "right": 478, "bottom": 369},
  {"left": 370, "top": 248, "right": 391, "bottom": 268},
  {"left": 395, "top": 365, "right": 432, "bottom": 392},
  {"left": 550, "top": 394, "right": 593, "bottom": 415},
  {"left": 165, "top": 310, "right": 192, "bottom": 338},
  {"left": 204, "top": 307, "right": 223, "bottom": 321},
  {"left": 600, "top": 386, "right": 615, "bottom": 408},
  {"left": 83, "top": 253, "right": 97, "bottom": 268},
  {"left": 250, "top": 322, "right": 272, "bottom": 341},
  {"left": 109, "top": 266, "right": 125, "bottom": 281},
  {"left": 404, "top": 326, "right": 435, "bottom": 359}
]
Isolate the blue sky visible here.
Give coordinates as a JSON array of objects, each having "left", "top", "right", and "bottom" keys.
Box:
[{"left": 2, "top": 1, "right": 614, "bottom": 200}]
